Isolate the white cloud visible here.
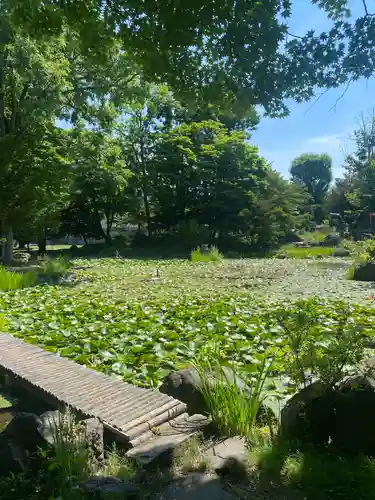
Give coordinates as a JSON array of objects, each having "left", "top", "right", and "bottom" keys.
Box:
[{"left": 307, "top": 134, "right": 343, "bottom": 145}]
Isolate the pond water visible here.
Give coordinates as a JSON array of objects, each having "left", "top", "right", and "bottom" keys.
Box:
[{"left": 311, "top": 260, "right": 350, "bottom": 270}]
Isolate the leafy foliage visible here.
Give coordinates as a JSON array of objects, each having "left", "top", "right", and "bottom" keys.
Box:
[
  {"left": 277, "top": 245, "right": 335, "bottom": 259},
  {"left": 291, "top": 153, "right": 332, "bottom": 223},
  {"left": 38, "top": 258, "right": 70, "bottom": 282},
  {"left": 328, "top": 112, "right": 375, "bottom": 232},
  {"left": 190, "top": 247, "right": 224, "bottom": 263},
  {"left": 0, "top": 258, "right": 373, "bottom": 388},
  {"left": 9, "top": 0, "right": 375, "bottom": 119},
  {"left": 193, "top": 343, "right": 275, "bottom": 438},
  {"left": 0, "top": 267, "right": 36, "bottom": 291}
]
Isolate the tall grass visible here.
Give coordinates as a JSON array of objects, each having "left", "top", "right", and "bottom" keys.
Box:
[
  {"left": 47, "top": 410, "right": 94, "bottom": 496},
  {"left": 190, "top": 246, "right": 224, "bottom": 262},
  {"left": 38, "top": 257, "right": 70, "bottom": 281},
  {"left": 300, "top": 230, "right": 330, "bottom": 242},
  {"left": 192, "top": 344, "right": 274, "bottom": 439},
  {"left": 42, "top": 409, "right": 135, "bottom": 498},
  {"left": 0, "top": 266, "right": 37, "bottom": 291}
]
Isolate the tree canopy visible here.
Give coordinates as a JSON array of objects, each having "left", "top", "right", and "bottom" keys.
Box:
[
  {"left": 1, "top": 0, "right": 375, "bottom": 260},
  {"left": 6, "top": 0, "right": 375, "bottom": 117},
  {"left": 290, "top": 153, "right": 332, "bottom": 223}
]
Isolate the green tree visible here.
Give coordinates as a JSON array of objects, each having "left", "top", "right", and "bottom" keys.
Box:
[
  {"left": 10, "top": 1, "right": 375, "bottom": 118},
  {"left": 290, "top": 153, "right": 333, "bottom": 223},
  {"left": 62, "top": 130, "right": 131, "bottom": 243},
  {"left": 0, "top": 14, "right": 72, "bottom": 261},
  {"left": 250, "top": 171, "right": 311, "bottom": 251},
  {"left": 329, "top": 112, "right": 375, "bottom": 232},
  {"left": 150, "top": 120, "right": 269, "bottom": 240},
  {"left": 4, "top": 126, "right": 72, "bottom": 251}
]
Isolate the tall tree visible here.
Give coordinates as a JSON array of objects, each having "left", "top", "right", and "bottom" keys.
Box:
[
  {"left": 62, "top": 129, "right": 131, "bottom": 243},
  {"left": 290, "top": 153, "right": 332, "bottom": 223},
  {"left": 329, "top": 112, "right": 375, "bottom": 231},
  {"left": 150, "top": 120, "right": 269, "bottom": 239},
  {"left": 0, "top": 13, "right": 72, "bottom": 262}
]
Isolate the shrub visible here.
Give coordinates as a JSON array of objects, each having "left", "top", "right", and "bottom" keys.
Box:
[
  {"left": 0, "top": 267, "right": 37, "bottom": 291},
  {"left": 38, "top": 258, "right": 70, "bottom": 281},
  {"left": 190, "top": 246, "right": 224, "bottom": 262},
  {"left": 274, "top": 298, "right": 366, "bottom": 389}
]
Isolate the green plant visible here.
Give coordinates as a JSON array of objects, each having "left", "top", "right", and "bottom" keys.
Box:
[
  {"left": 278, "top": 245, "right": 335, "bottom": 259},
  {"left": 190, "top": 246, "right": 224, "bottom": 262},
  {"left": 46, "top": 410, "right": 94, "bottom": 495},
  {"left": 172, "top": 436, "right": 210, "bottom": 474},
  {"left": 0, "top": 266, "right": 37, "bottom": 291},
  {"left": 257, "top": 445, "right": 375, "bottom": 500},
  {"left": 38, "top": 257, "right": 70, "bottom": 281},
  {"left": 99, "top": 444, "right": 135, "bottom": 480},
  {"left": 273, "top": 298, "right": 366, "bottom": 390},
  {"left": 192, "top": 343, "right": 275, "bottom": 439},
  {"left": 346, "top": 261, "right": 357, "bottom": 280}
]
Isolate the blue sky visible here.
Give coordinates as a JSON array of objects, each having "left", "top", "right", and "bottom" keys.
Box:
[{"left": 251, "top": 1, "right": 375, "bottom": 180}]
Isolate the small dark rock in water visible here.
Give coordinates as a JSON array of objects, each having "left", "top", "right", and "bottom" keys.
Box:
[
  {"left": 333, "top": 248, "right": 351, "bottom": 257},
  {"left": 321, "top": 234, "right": 341, "bottom": 247},
  {"left": 159, "top": 368, "right": 206, "bottom": 415},
  {"left": 353, "top": 261, "right": 375, "bottom": 281}
]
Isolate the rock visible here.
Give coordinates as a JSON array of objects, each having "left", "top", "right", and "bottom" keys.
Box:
[
  {"left": 37, "top": 410, "right": 65, "bottom": 445},
  {"left": 159, "top": 368, "right": 206, "bottom": 415},
  {"left": 333, "top": 248, "right": 351, "bottom": 257},
  {"left": 206, "top": 437, "right": 248, "bottom": 479},
  {"left": 161, "top": 473, "right": 235, "bottom": 500},
  {"left": 84, "top": 476, "right": 137, "bottom": 495},
  {"left": 353, "top": 261, "right": 375, "bottom": 281},
  {"left": 3, "top": 412, "right": 45, "bottom": 455},
  {"left": 280, "top": 382, "right": 335, "bottom": 447},
  {"left": 83, "top": 417, "right": 104, "bottom": 460},
  {"left": 0, "top": 434, "right": 27, "bottom": 477},
  {"left": 281, "top": 231, "right": 303, "bottom": 244},
  {"left": 294, "top": 241, "right": 310, "bottom": 248},
  {"left": 200, "top": 244, "right": 211, "bottom": 254},
  {"left": 321, "top": 234, "right": 341, "bottom": 247},
  {"left": 12, "top": 252, "right": 31, "bottom": 265},
  {"left": 331, "top": 375, "right": 375, "bottom": 455}
]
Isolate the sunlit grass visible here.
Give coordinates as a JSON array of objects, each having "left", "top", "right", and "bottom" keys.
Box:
[
  {"left": 190, "top": 246, "right": 224, "bottom": 262},
  {"left": 279, "top": 245, "right": 335, "bottom": 259}
]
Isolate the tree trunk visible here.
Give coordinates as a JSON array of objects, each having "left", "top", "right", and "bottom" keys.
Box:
[
  {"left": 140, "top": 165, "right": 152, "bottom": 237},
  {"left": 38, "top": 237, "right": 46, "bottom": 255},
  {"left": 3, "top": 226, "right": 13, "bottom": 265}
]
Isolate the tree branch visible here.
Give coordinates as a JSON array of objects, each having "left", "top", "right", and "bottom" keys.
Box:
[
  {"left": 362, "top": 0, "right": 375, "bottom": 17},
  {"left": 329, "top": 78, "right": 352, "bottom": 113},
  {"left": 304, "top": 87, "right": 331, "bottom": 115}
]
